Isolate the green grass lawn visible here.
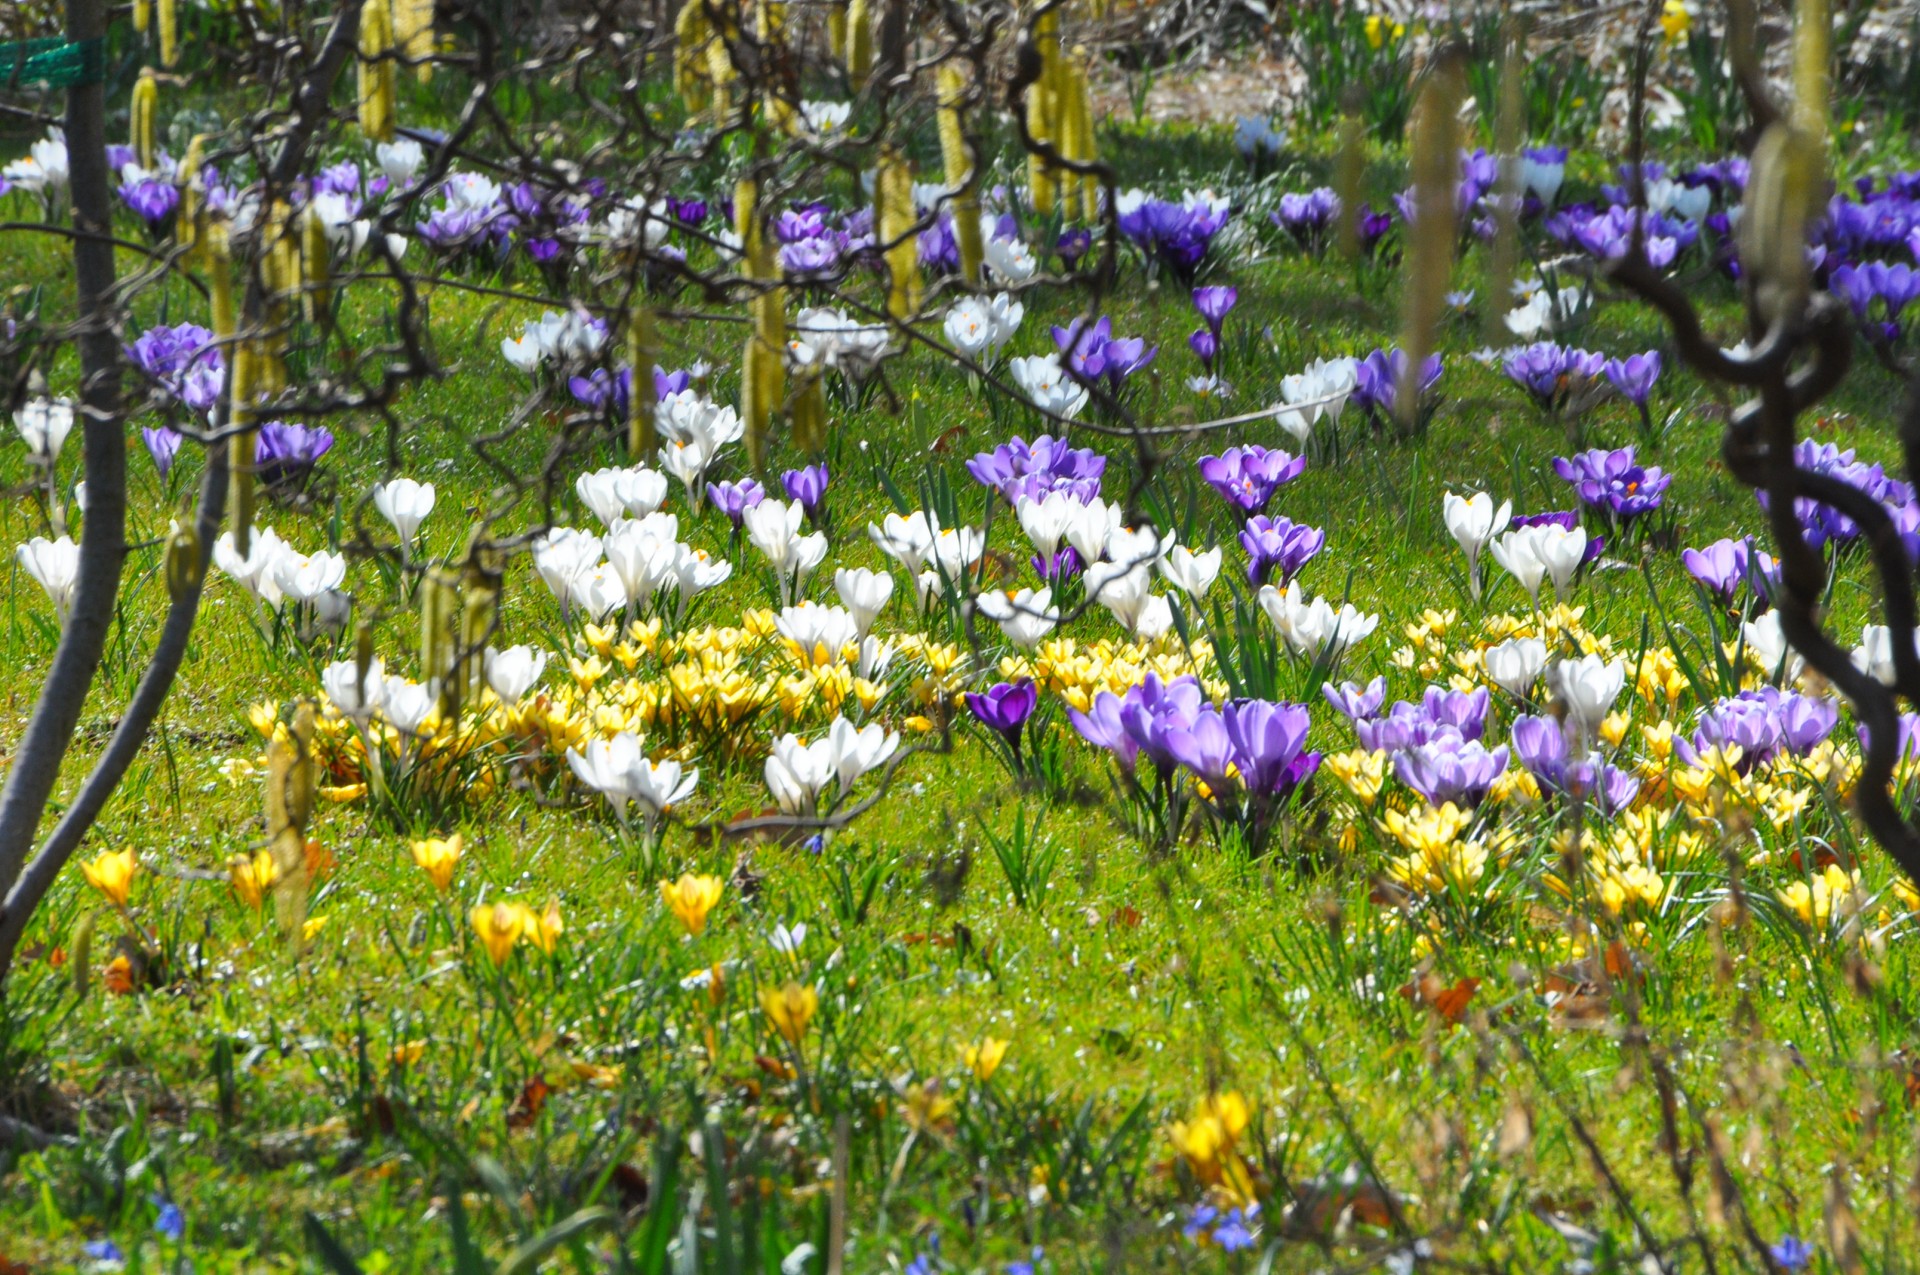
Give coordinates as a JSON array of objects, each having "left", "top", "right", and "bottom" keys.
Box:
[{"left": 5, "top": 76, "right": 1920, "bottom": 1274}]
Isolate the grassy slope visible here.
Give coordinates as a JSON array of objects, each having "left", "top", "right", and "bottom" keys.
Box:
[{"left": 1, "top": 113, "right": 1920, "bottom": 1270}]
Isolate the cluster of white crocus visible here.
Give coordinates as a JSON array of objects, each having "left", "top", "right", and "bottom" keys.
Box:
[
  {"left": 567, "top": 730, "right": 698, "bottom": 834},
  {"left": 942, "top": 293, "right": 1025, "bottom": 366},
  {"left": 16, "top": 536, "right": 80, "bottom": 624},
  {"left": 1009, "top": 354, "right": 1089, "bottom": 420},
  {"left": 746, "top": 499, "right": 828, "bottom": 605},
  {"left": 13, "top": 397, "right": 75, "bottom": 467},
  {"left": 833, "top": 567, "right": 894, "bottom": 639},
  {"left": 1504, "top": 283, "right": 1590, "bottom": 340},
  {"left": 211, "top": 526, "right": 350, "bottom": 625},
  {"left": 1482, "top": 636, "right": 1548, "bottom": 699},
  {"left": 656, "top": 391, "right": 745, "bottom": 503},
  {"left": 789, "top": 307, "right": 890, "bottom": 376},
  {"left": 533, "top": 515, "right": 730, "bottom": 622},
  {"left": 1274, "top": 357, "right": 1357, "bottom": 445},
  {"left": 1550, "top": 653, "right": 1625, "bottom": 739},
  {"left": 1489, "top": 522, "right": 1589, "bottom": 606},
  {"left": 765, "top": 717, "right": 901, "bottom": 814},
  {"left": 867, "top": 510, "right": 985, "bottom": 607},
  {"left": 980, "top": 214, "right": 1039, "bottom": 284},
  {"left": 1013, "top": 491, "right": 1217, "bottom": 634},
  {"left": 0, "top": 128, "right": 69, "bottom": 194},
  {"left": 324, "top": 644, "right": 546, "bottom": 728},
  {"left": 772, "top": 598, "right": 894, "bottom": 682},
  {"left": 500, "top": 308, "right": 607, "bottom": 373},
  {"left": 575, "top": 465, "right": 668, "bottom": 527},
  {"left": 1442, "top": 490, "right": 1513, "bottom": 601},
  {"left": 1257, "top": 580, "right": 1379, "bottom": 660}
]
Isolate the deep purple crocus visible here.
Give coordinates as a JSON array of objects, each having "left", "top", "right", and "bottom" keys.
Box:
[
  {"left": 1768, "top": 1237, "right": 1813, "bottom": 1271},
  {"left": 1603, "top": 351, "right": 1662, "bottom": 405},
  {"left": 568, "top": 367, "right": 632, "bottom": 417},
  {"left": 1188, "top": 328, "right": 1218, "bottom": 374},
  {"left": 118, "top": 175, "right": 179, "bottom": 229},
  {"left": 1191, "top": 285, "right": 1237, "bottom": 338},
  {"left": 654, "top": 365, "right": 692, "bottom": 399},
  {"left": 1197, "top": 445, "right": 1305, "bottom": 517},
  {"left": 966, "top": 679, "right": 1038, "bottom": 757},
  {"left": 1056, "top": 227, "right": 1093, "bottom": 270},
  {"left": 253, "top": 421, "right": 335, "bottom": 487},
  {"left": 1553, "top": 446, "right": 1671, "bottom": 523},
  {"left": 1114, "top": 189, "right": 1232, "bottom": 279},
  {"left": 781, "top": 463, "right": 829, "bottom": 523},
  {"left": 1239, "top": 514, "right": 1324, "bottom": 585},
  {"left": 1351, "top": 347, "right": 1442, "bottom": 422},
  {"left": 1031, "top": 545, "right": 1084, "bottom": 586},
  {"left": 967, "top": 434, "right": 1106, "bottom": 504},
  {"left": 1271, "top": 188, "right": 1339, "bottom": 250},
  {"left": 126, "top": 322, "right": 223, "bottom": 411},
  {"left": 1053, "top": 316, "right": 1157, "bottom": 390},
  {"left": 142, "top": 425, "right": 182, "bottom": 477},
  {"left": 708, "top": 477, "right": 766, "bottom": 529}
]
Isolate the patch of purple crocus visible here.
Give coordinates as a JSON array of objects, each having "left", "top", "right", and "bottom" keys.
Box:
[
  {"left": 1553, "top": 445, "right": 1671, "bottom": 523},
  {"left": 967, "top": 434, "right": 1106, "bottom": 505},
  {"left": 1197, "top": 445, "right": 1304, "bottom": 518}
]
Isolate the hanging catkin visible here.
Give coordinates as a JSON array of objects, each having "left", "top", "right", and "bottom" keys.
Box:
[
  {"left": 358, "top": 0, "right": 396, "bottom": 143},
  {"left": 937, "top": 64, "right": 983, "bottom": 285},
  {"left": 876, "top": 148, "right": 919, "bottom": 319},
  {"left": 131, "top": 69, "right": 158, "bottom": 172}
]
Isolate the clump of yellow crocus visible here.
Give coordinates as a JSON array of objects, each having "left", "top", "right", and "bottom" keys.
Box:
[
  {"left": 760, "top": 980, "right": 817, "bottom": 1045},
  {"left": 81, "top": 848, "right": 137, "bottom": 909},
  {"left": 661, "top": 873, "right": 725, "bottom": 936},
  {"left": 229, "top": 850, "right": 279, "bottom": 910},
  {"left": 469, "top": 899, "right": 564, "bottom": 963},
  {"left": 411, "top": 833, "right": 463, "bottom": 891},
  {"left": 1167, "top": 1090, "right": 1256, "bottom": 1205}
]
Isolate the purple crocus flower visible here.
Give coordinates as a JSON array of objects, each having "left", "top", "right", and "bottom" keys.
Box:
[
  {"left": 568, "top": 367, "right": 632, "bottom": 417},
  {"left": 84, "top": 1239, "right": 126, "bottom": 1263},
  {"left": 1503, "top": 342, "right": 1605, "bottom": 412},
  {"left": 1553, "top": 446, "right": 1671, "bottom": 523},
  {"left": 1768, "top": 1238, "right": 1813, "bottom": 1271},
  {"left": 1114, "top": 189, "right": 1231, "bottom": 279},
  {"left": 967, "top": 434, "right": 1107, "bottom": 504},
  {"left": 1165, "top": 705, "right": 1238, "bottom": 791},
  {"left": 1239, "top": 514, "right": 1324, "bottom": 585},
  {"left": 1069, "top": 689, "right": 1140, "bottom": 773},
  {"left": 966, "top": 679, "right": 1038, "bottom": 755},
  {"left": 1191, "top": 285, "right": 1237, "bottom": 337},
  {"left": 1196, "top": 445, "right": 1304, "bottom": 517},
  {"left": 1681, "top": 537, "right": 1750, "bottom": 605},
  {"left": 1422, "top": 686, "right": 1490, "bottom": 741},
  {"left": 1271, "top": 188, "right": 1339, "bottom": 250},
  {"left": 1116, "top": 674, "right": 1207, "bottom": 777},
  {"left": 126, "top": 323, "right": 225, "bottom": 412},
  {"left": 1322, "top": 676, "right": 1387, "bottom": 722},
  {"left": 1222, "top": 699, "right": 1315, "bottom": 795},
  {"left": 1603, "top": 351, "right": 1662, "bottom": 405},
  {"left": 142, "top": 425, "right": 182, "bottom": 477},
  {"left": 1031, "top": 545, "right": 1084, "bottom": 586},
  {"left": 781, "top": 463, "right": 829, "bottom": 522},
  {"left": 1052, "top": 316, "right": 1157, "bottom": 390},
  {"left": 1510, "top": 715, "right": 1569, "bottom": 786},
  {"left": 781, "top": 236, "right": 843, "bottom": 278},
  {"left": 654, "top": 366, "right": 692, "bottom": 399},
  {"left": 1355, "top": 702, "right": 1447, "bottom": 754},
  {"left": 253, "top": 421, "right": 335, "bottom": 487},
  {"left": 1188, "top": 328, "right": 1218, "bottom": 374},
  {"left": 668, "top": 196, "right": 709, "bottom": 227},
  {"left": 1056, "top": 226, "right": 1093, "bottom": 269},
  {"left": 1351, "top": 347, "right": 1443, "bottom": 421},
  {"left": 1394, "top": 737, "right": 1508, "bottom": 808},
  {"left": 118, "top": 175, "right": 178, "bottom": 229},
  {"left": 708, "top": 477, "right": 766, "bottom": 529}
]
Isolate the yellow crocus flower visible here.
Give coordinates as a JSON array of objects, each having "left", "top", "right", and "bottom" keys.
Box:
[
  {"left": 760, "top": 980, "right": 818, "bottom": 1044},
  {"left": 81, "top": 847, "right": 137, "bottom": 909},
  {"left": 660, "top": 873, "right": 725, "bottom": 936},
  {"left": 229, "top": 850, "right": 279, "bottom": 911},
  {"left": 470, "top": 900, "right": 526, "bottom": 963},
  {"left": 963, "top": 1036, "right": 1009, "bottom": 1082},
  {"left": 410, "top": 833, "right": 463, "bottom": 891}
]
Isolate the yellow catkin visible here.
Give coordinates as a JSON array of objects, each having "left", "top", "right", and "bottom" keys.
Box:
[
  {"left": 208, "top": 221, "right": 235, "bottom": 341},
  {"left": 264, "top": 702, "right": 316, "bottom": 946},
  {"left": 303, "top": 202, "right": 332, "bottom": 324},
  {"left": 674, "top": 0, "right": 713, "bottom": 113},
  {"left": 134, "top": 0, "right": 150, "bottom": 33},
  {"left": 157, "top": 0, "right": 178, "bottom": 68},
  {"left": 757, "top": 0, "right": 793, "bottom": 132},
  {"left": 393, "top": 0, "right": 435, "bottom": 82},
  {"left": 876, "top": 148, "right": 919, "bottom": 319},
  {"left": 1397, "top": 50, "right": 1465, "bottom": 434},
  {"left": 791, "top": 373, "right": 826, "bottom": 455},
  {"left": 844, "top": 0, "right": 872, "bottom": 87},
  {"left": 737, "top": 178, "right": 785, "bottom": 471},
  {"left": 627, "top": 304, "right": 658, "bottom": 459},
  {"left": 131, "top": 69, "right": 157, "bottom": 172},
  {"left": 1484, "top": 20, "right": 1524, "bottom": 350},
  {"left": 937, "top": 64, "right": 983, "bottom": 284},
  {"left": 1024, "top": 11, "right": 1061, "bottom": 215},
  {"left": 828, "top": 1, "right": 848, "bottom": 62},
  {"left": 228, "top": 336, "right": 257, "bottom": 560},
  {"left": 358, "top": 0, "right": 396, "bottom": 144},
  {"left": 176, "top": 133, "right": 206, "bottom": 259},
  {"left": 1073, "top": 63, "right": 1100, "bottom": 224},
  {"left": 1333, "top": 104, "right": 1365, "bottom": 262}
]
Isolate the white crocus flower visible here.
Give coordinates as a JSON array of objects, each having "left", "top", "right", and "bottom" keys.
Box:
[
  {"left": 1160, "top": 544, "right": 1221, "bottom": 599},
  {"left": 531, "top": 527, "right": 602, "bottom": 611},
  {"left": 13, "top": 397, "right": 75, "bottom": 466},
  {"left": 975, "top": 586, "right": 1059, "bottom": 649},
  {"left": 1442, "top": 490, "right": 1512, "bottom": 599},
  {"left": 375, "top": 137, "right": 425, "bottom": 187},
  {"left": 1017, "top": 491, "right": 1085, "bottom": 558},
  {"left": 1550, "top": 654, "right": 1625, "bottom": 739},
  {"left": 1482, "top": 636, "right": 1546, "bottom": 699},
  {"left": 827, "top": 715, "right": 899, "bottom": 795},
  {"left": 869, "top": 511, "right": 935, "bottom": 578},
  {"left": 213, "top": 526, "right": 292, "bottom": 607},
  {"left": 983, "top": 232, "right": 1037, "bottom": 284},
  {"left": 570, "top": 563, "right": 630, "bottom": 621},
  {"left": 800, "top": 100, "right": 852, "bottom": 135},
  {"left": 1853, "top": 624, "right": 1920, "bottom": 687},
  {"left": 776, "top": 601, "right": 860, "bottom": 664},
  {"left": 1520, "top": 153, "right": 1564, "bottom": 205},
  {"left": 944, "top": 297, "right": 995, "bottom": 360},
  {"left": 323, "top": 657, "right": 387, "bottom": 718},
  {"left": 15, "top": 535, "right": 80, "bottom": 623},
  {"left": 671, "top": 544, "right": 732, "bottom": 618},
  {"left": 1744, "top": 611, "right": 1805, "bottom": 685},
  {"left": 576, "top": 466, "right": 667, "bottom": 527},
  {"left": 484, "top": 645, "right": 548, "bottom": 702},
  {"left": 272, "top": 549, "right": 348, "bottom": 604},
  {"left": 834, "top": 567, "right": 893, "bottom": 639},
  {"left": 1488, "top": 527, "right": 1548, "bottom": 606},
  {"left": 373, "top": 478, "right": 436, "bottom": 552},
  {"left": 765, "top": 732, "right": 837, "bottom": 813},
  {"left": 382, "top": 679, "right": 439, "bottom": 738},
  {"left": 604, "top": 513, "right": 681, "bottom": 613},
  {"left": 1534, "top": 523, "right": 1590, "bottom": 603},
  {"left": 770, "top": 921, "right": 807, "bottom": 958}
]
